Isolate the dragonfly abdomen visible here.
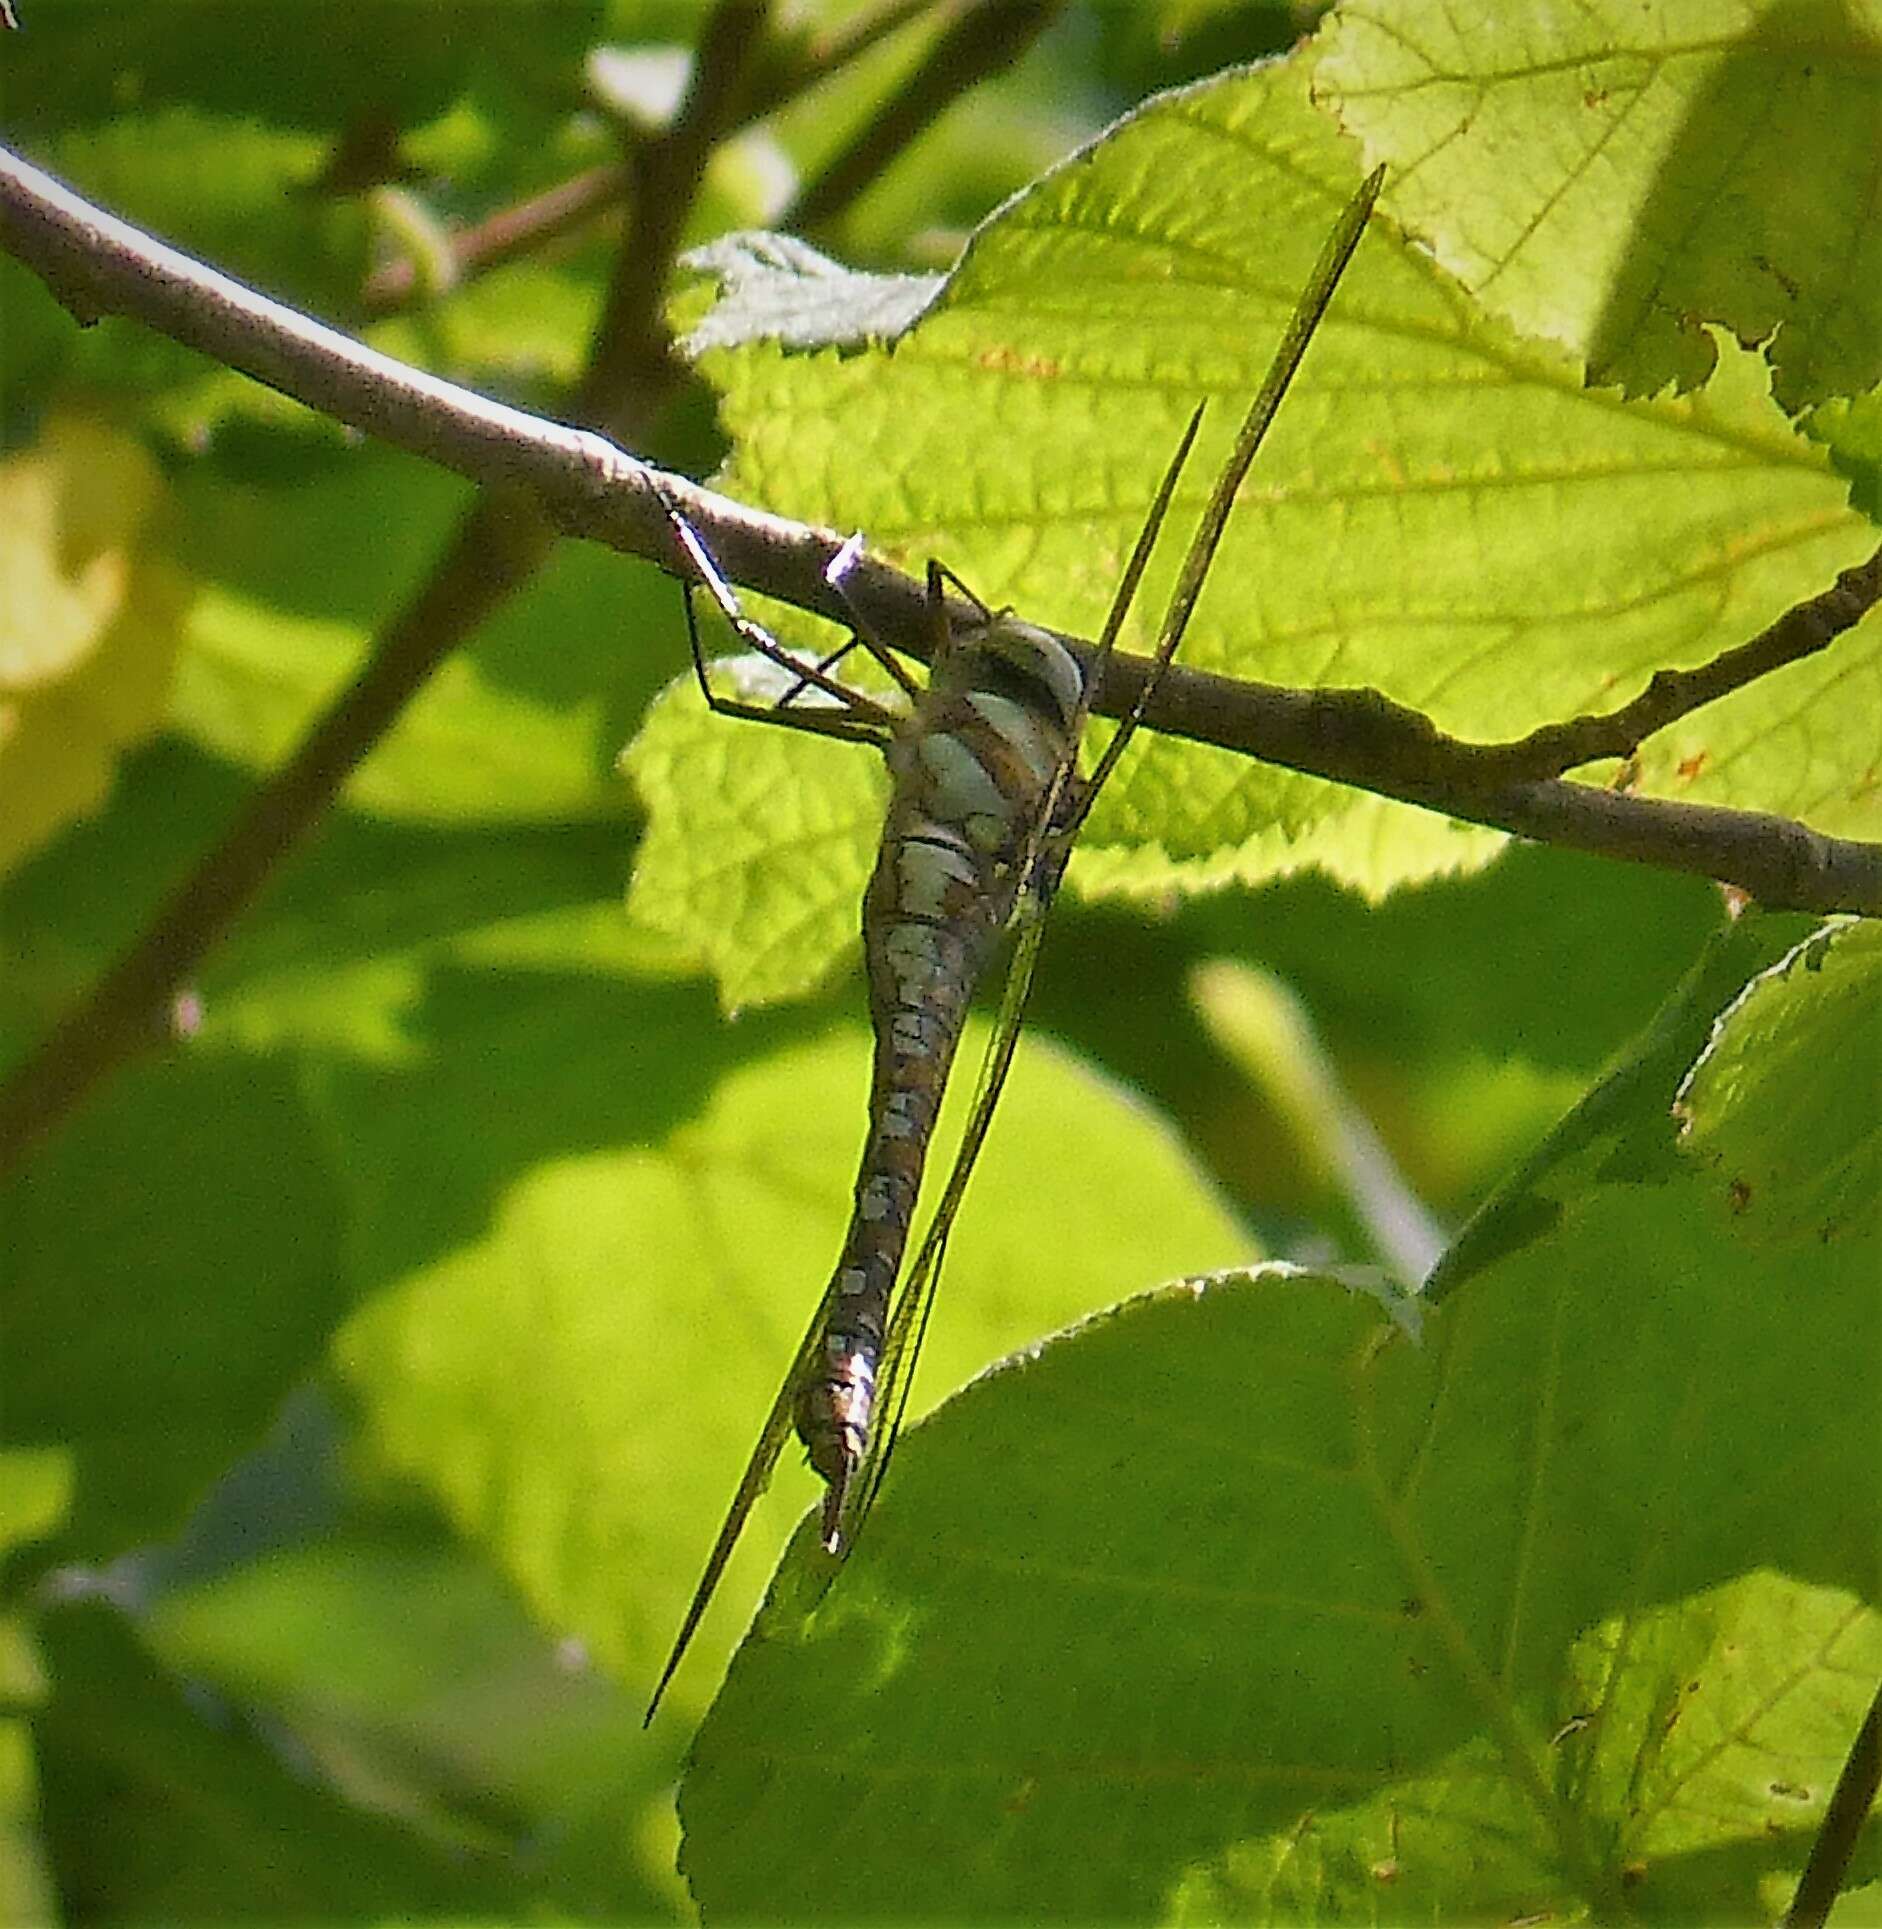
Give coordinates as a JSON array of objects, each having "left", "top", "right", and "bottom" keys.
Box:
[{"left": 794, "top": 618, "right": 1089, "bottom": 1543}]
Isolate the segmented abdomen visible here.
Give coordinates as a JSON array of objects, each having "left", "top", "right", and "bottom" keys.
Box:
[{"left": 792, "top": 614, "right": 1088, "bottom": 1525}]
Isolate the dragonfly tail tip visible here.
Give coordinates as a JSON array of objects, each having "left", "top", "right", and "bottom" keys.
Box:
[{"left": 819, "top": 1463, "right": 854, "bottom": 1553}]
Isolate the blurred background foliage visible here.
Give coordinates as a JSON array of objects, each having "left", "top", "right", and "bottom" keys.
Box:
[{"left": 0, "top": 1, "right": 1873, "bottom": 1922}]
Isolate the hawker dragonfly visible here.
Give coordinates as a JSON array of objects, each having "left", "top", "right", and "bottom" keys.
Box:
[{"left": 646, "top": 167, "right": 1383, "bottom": 1720}]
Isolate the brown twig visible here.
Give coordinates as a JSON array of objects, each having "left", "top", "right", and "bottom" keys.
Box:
[
  {"left": 0, "top": 145, "right": 652, "bottom": 499},
  {"left": 358, "top": 161, "right": 628, "bottom": 317},
  {"left": 1, "top": 126, "right": 1878, "bottom": 1177},
  {"left": 579, "top": 1, "right": 771, "bottom": 429},
  {"left": 778, "top": 0, "right": 940, "bottom": 98},
  {"left": 1784, "top": 1679, "right": 1882, "bottom": 1928},
  {"left": 1445, "top": 543, "right": 1882, "bottom": 785},
  {"left": 1063, "top": 649, "right": 1882, "bottom": 919},
  {"left": 356, "top": 0, "right": 950, "bottom": 322}
]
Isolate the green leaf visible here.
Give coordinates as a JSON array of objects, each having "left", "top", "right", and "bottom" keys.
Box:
[
  {"left": 0, "top": 418, "right": 190, "bottom": 879},
  {"left": 2, "top": 11, "right": 618, "bottom": 433},
  {"left": 0, "top": 1702, "right": 57, "bottom": 1929},
  {"left": 677, "top": 912, "right": 1879, "bottom": 1920},
  {"left": 149, "top": 1527, "right": 678, "bottom": 1918},
  {"left": 0, "top": 1451, "right": 71, "bottom": 1566},
  {"left": 623, "top": 668, "right": 885, "bottom": 1007},
  {"left": 0, "top": 1051, "right": 349, "bottom": 1563},
  {"left": 1165, "top": 1570, "right": 1881, "bottom": 1922},
  {"left": 1676, "top": 916, "right": 1882, "bottom": 1242},
  {"left": 330, "top": 991, "right": 1250, "bottom": 1716},
  {"left": 1424, "top": 911, "right": 1813, "bottom": 1302},
  {"left": 1813, "top": 381, "right": 1882, "bottom": 520},
  {"left": 31, "top": 1601, "right": 532, "bottom": 1920},
  {"left": 1317, "top": 0, "right": 1882, "bottom": 410},
  {"left": 167, "top": 446, "right": 682, "bottom": 822},
  {"left": 0, "top": 0, "right": 602, "bottom": 137},
  {"left": 638, "top": 52, "right": 1875, "bottom": 1006},
  {"left": 363, "top": 256, "right": 602, "bottom": 404}
]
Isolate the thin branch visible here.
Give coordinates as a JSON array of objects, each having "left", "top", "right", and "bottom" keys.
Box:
[
  {"left": 1447, "top": 543, "right": 1882, "bottom": 784},
  {"left": 0, "top": 143, "right": 656, "bottom": 512},
  {"left": 1066, "top": 647, "right": 1882, "bottom": 918},
  {"left": 1784, "top": 1679, "right": 1882, "bottom": 1928},
  {"left": 779, "top": 0, "right": 940, "bottom": 97},
  {"left": 358, "top": 161, "right": 628, "bottom": 317},
  {"left": 788, "top": 0, "right": 1063, "bottom": 232},
  {"left": 579, "top": 0, "right": 771, "bottom": 427},
  {"left": 357, "top": 0, "right": 947, "bottom": 321},
  {"left": 737, "top": 0, "right": 947, "bottom": 125},
  {"left": 2, "top": 134, "right": 1879, "bottom": 1176}
]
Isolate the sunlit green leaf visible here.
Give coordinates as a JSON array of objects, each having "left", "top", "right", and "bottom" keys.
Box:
[
  {"left": 635, "top": 54, "right": 1874, "bottom": 1005},
  {"left": 680, "top": 912, "right": 1879, "bottom": 1920},
  {"left": 1317, "top": 0, "right": 1882, "bottom": 409},
  {"left": 0, "top": 418, "right": 190, "bottom": 878},
  {"left": 0, "top": 1451, "right": 71, "bottom": 1564},
  {"left": 0, "top": 1707, "right": 55, "bottom": 1929},
  {"left": 167, "top": 447, "right": 683, "bottom": 821},
  {"left": 622, "top": 669, "right": 884, "bottom": 1007},
  {"left": 331, "top": 996, "right": 1250, "bottom": 1717},
  {"left": 1676, "top": 916, "right": 1882, "bottom": 1242}
]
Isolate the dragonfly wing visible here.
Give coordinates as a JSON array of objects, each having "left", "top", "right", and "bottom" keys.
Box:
[
  {"left": 1068, "top": 163, "right": 1385, "bottom": 826},
  {"left": 651, "top": 900, "right": 1053, "bottom": 1707},
  {"left": 836, "top": 892, "right": 1054, "bottom": 1549},
  {"left": 643, "top": 1285, "right": 836, "bottom": 1723}
]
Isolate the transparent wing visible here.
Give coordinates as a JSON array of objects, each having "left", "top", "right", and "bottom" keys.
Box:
[
  {"left": 643, "top": 1289, "right": 834, "bottom": 1723},
  {"left": 833, "top": 893, "right": 1053, "bottom": 1549},
  {"left": 649, "top": 900, "right": 1054, "bottom": 1709},
  {"left": 1067, "top": 163, "right": 1385, "bottom": 826}
]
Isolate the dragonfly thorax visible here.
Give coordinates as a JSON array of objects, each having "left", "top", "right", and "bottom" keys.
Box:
[
  {"left": 888, "top": 614, "right": 1088, "bottom": 863},
  {"left": 943, "top": 610, "right": 1085, "bottom": 731}
]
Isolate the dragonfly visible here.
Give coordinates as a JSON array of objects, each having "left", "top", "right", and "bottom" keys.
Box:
[{"left": 645, "top": 166, "right": 1384, "bottom": 1721}]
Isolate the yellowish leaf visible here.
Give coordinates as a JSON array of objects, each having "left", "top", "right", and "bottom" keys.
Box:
[{"left": 0, "top": 417, "right": 191, "bottom": 875}]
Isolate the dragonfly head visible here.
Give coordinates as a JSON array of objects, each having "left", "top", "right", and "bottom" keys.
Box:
[{"left": 958, "top": 613, "right": 1085, "bottom": 733}]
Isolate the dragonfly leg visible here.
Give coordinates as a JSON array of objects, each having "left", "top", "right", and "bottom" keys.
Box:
[
  {"left": 654, "top": 484, "right": 897, "bottom": 738},
  {"left": 815, "top": 537, "right": 926, "bottom": 703},
  {"left": 674, "top": 581, "right": 886, "bottom": 744},
  {"left": 780, "top": 631, "right": 875, "bottom": 711},
  {"left": 927, "top": 559, "right": 994, "bottom": 622}
]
